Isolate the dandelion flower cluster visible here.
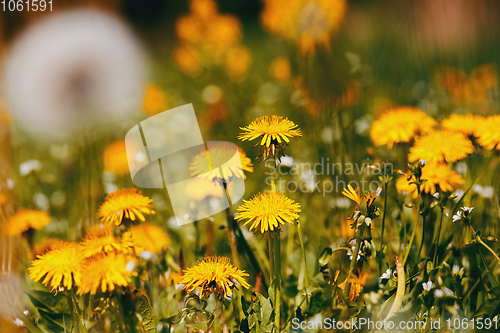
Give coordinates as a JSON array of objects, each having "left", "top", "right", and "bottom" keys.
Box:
[
  {"left": 80, "top": 225, "right": 132, "bottom": 258},
  {"left": 235, "top": 191, "right": 301, "bottom": 233},
  {"left": 5, "top": 209, "right": 50, "bottom": 236},
  {"left": 97, "top": 188, "right": 155, "bottom": 226},
  {"left": 370, "top": 107, "right": 437, "bottom": 149},
  {"left": 180, "top": 256, "right": 250, "bottom": 300},
  {"left": 29, "top": 242, "right": 83, "bottom": 290},
  {"left": 408, "top": 130, "right": 474, "bottom": 164}
]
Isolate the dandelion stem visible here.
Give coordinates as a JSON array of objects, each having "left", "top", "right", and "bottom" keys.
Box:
[
  {"left": 67, "top": 290, "right": 88, "bottom": 333},
  {"left": 345, "top": 226, "right": 363, "bottom": 301},
  {"left": 470, "top": 225, "right": 500, "bottom": 266},
  {"left": 296, "top": 220, "right": 309, "bottom": 302},
  {"left": 273, "top": 233, "right": 281, "bottom": 332},
  {"left": 417, "top": 214, "right": 426, "bottom": 258},
  {"left": 433, "top": 207, "right": 445, "bottom": 267},
  {"left": 379, "top": 180, "right": 388, "bottom": 272}
]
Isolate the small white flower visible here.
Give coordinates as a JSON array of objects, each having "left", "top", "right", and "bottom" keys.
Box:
[
  {"left": 433, "top": 192, "right": 440, "bottom": 198},
  {"left": 452, "top": 265, "right": 460, "bottom": 275},
  {"left": 452, "top": 211, "right": 462, "bottom": 223},
  {"left": 422, "top": 281, "right": 434, "bottom": 292},
  {"left": 435, "top": 287, "right": 454, "bottom": 298},
  {"left": 347, "top": 246, "right": 361, "bottom": 261},
  {"left": 380, "top": 269, "right": 393, "bottom": 280},
  {"left": 462, "top": 207, "right": 474, "bottom": 213},
  {"left": 140, "top": 251, "right": 152, "bottom": 260},
  {"left": 125, "top": 261, "right": 136, "bottom": 272}
]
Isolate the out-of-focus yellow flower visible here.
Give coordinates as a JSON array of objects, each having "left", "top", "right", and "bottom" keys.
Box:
[
  {"left": 172, "top": 45, "right": 202, "bottom": 75},
  {"left": 180, "top": 256, "right": 250, "bottom": 300},
  {"left": 261, "top": 0, "right": 347, "bottom": 55},
  {"left": 408, "top": 130, "right": 474, "bottom": 164},
  {"left": 396, "top": 163, "right": 464, "bottom": 196},
  {"left": 77, "top": 253, "right": 136, "bottom": 295},
  {"left": 4, "top": 209, "right": 50, "bottom": 236},
  {"left": 225, "top": 46, "right": 252, "bottom": 79},
  {"left": 29, "top": 242, "right": 83, "bottom": 290},
  {"left": 103, "top": 139, "right": 129, "bottom": 177},
  {"left": 189, "top": 144, "right": 253, "bottom": 180},
  {"left": 342, "top": 184, "right": 361, "bottom": 207},
  {"left": 129, "top": 223, "right": 170, "bottom": 255},
  {"left": 270, "top": 57, "right": 291, "bottom": 82},
  {"left": 174, "top": 0, "right": 242, "bottom": 65},
  {"left": 80, "top": 225, "right": 132, "bottom": 258},
  {"left": 370, "top": 106, "right": 437, "bottom": 149},
  {"left": 186, "top": 177, "right": 224, "bottom": 201},
  {"left": 235, "top": 191, "right": 301, "bottom": 233},
  {"left": 440, "top": 114, "right": 484, "bottom": 138},
  {"left": 143, "top": 83, "right": 169, "bottom": 115},
  {"left": 97, "top": 188, "right": 155, "bottom": 226},
  {"left": 332, "top": 269, "right": 370, "bottom": 303},
  {"left": 435, "top": 64, "right": 497, "bottom": 106},
  {"left": 476, "top": 115, "right": 500, "bottom": 150}
]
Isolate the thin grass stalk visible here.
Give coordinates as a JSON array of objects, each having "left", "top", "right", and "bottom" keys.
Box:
[
  {"left": 432, "top": 207, "right": 445, "bottom": 267},
  {"left": 379, "top": 180, "right": 388, "bottom": 272},
  {"left": 273, "top": 233, "right": 281, "bottom": 332},
  {"left": 296, "top": 220, "right": 309, "bottom": 302}
]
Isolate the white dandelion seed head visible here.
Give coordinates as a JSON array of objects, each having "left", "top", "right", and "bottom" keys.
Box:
[{"left": 4, "top": 10, "right": 145, "bottom": 141}]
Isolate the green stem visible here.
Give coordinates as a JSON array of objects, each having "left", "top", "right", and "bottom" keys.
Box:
[
  {"left": 433, "top": 207, "right": 445, "bottom": 267},
  {"left": 67, "top": 290, "right": 88, "bottom": 333},
  {"left": 273, "top": 233, "right": 281, "bottom": 332},
  {"left": 296, "top": 220, "right": 309, "bottom": 301},
  {"left": 379, "top": 181, "right": 388, "bottom": 272},
  {"left": 345, "top": 226, "right": 363, "bottom": 301},
  {"left": 470, "top": 225, "right": 500, "bottom": 266},
  {"left": 417, "top": 215, "right": 426, "bottom": 258}
]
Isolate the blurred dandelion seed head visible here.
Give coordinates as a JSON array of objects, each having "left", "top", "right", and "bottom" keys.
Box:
[{"left": 4, "top": 10, "right": 145, "bottom": 140}]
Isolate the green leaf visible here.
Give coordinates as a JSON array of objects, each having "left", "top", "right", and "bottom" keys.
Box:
[
  {"left": 260, "top": 298, "right": 273, "bottom": 326},
  {"left": 188, "top": 321, "right": 208, "bottom": 331},
  {"left": 135, "top": 295, "right": 156, "bottom": 333},
  {"left": 26, "top": 290, "right": 70, "bottom": 313},
  {"left": 318, "top": 247, "right": 332, "bottom": 266},
  {"left": 37, "top": 308, "right": 73, "bottom": 333}
]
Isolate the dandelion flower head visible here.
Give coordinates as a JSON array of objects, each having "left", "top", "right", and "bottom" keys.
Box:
[
  {"left": 408, "top": 130, "right": 474, "bottom": 164},
  {"left": 5, "top": 209, "right": 50, "bottom": 236},
  {"left": 370, "top": 106, "right": 437, "bottom": 149},
  {"left": 97, "top": 188, "right": 155, "bottom": 226},
  {"left": 235, "top": 191, "right": 301, "bottom": 233},
  {"left": 29, "top": 242, "right": 83, "bottom": 290},
  {"left": 180, "top": 256, "right": 250, "bottom": 300}
]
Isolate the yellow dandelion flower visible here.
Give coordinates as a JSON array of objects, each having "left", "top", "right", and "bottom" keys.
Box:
[
  {"left": 80, "top": 225, "right": 132, "bottom": 258},
  {"left": 408, "top": 130, "right": 474, "bottom": 164},
  {"left": 180, "top": 256, "right": 250, "bottom": 300},
  {"left": 143, "top": 83, "right": 169, "bottom": 115},
  {"left": 370, "top": 106, "right": 437, "bottom": 149},
  {"left": 189, "top": 144, "right": 253, "bottom": 180},
  {"left": 205, "top": 15, "right": 242, "bottom": 53},
  {"left": 225, "top": 46, "right": 252, "bottom": 79},
  {"left": 476, "top": 115, "right": 500, "bottom": 150},
  {"left": 396, "top": 163, "right": 464, "bottom": 196},
  {"left": 77, "top": 253, "right": 136, "bottom": 295},
  {"left": 270, "top": 57, "right": 291, "bottom": 82},
  {"left": 239, "top": 115, "right": 302, "bottom": 146},
  {"left": 29, "top": 242, "right": 83, "bottom": 290},
  {"left": 440, "top": 114, "right": 484, "bottom": 137},
  {"left": 97, "top": 188, "right": 155, "bottom": 226},
  {"left": 342, "top": 184, "right": 361, "bottom": 207},
  {"left": 103, "top": 139, "right": 130, "bottom": 177},
  {"left": 336, "top": 269, "right": 370, "bottom": 303},
  {"left": 129, "top": 223, "right": 170, "bottom": 255},
  {"left": 235, "top": 191, "right": 301, "bottom": 233},
  {"left": 261, "top": 0, "right": 347, "bottom": 55},
  {"left": 4, "top": 209, "right": 50, "bottom": 236}
]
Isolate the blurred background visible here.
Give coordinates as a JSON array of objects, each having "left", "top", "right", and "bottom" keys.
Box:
[{"left": 1, "top": 0, "right": 500, "bottom": 331}]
